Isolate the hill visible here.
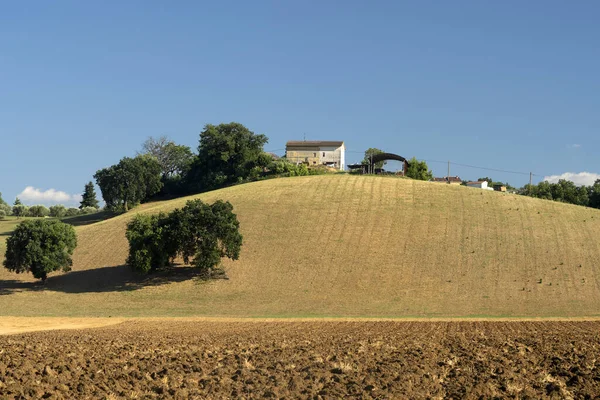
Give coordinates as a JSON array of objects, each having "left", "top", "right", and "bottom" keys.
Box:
[{"left": 1, "top": 174, "right": 600, "bottom": 318}]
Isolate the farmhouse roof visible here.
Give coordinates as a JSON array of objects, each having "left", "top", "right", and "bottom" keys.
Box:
[{"left": 286, "top": 140, "right": 344, "bottom": 148}]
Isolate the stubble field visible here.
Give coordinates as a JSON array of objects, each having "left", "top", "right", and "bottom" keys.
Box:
[
  {"left": 2, "top": 320, "right": 600, "bottom": 399},
  {"left": 2, "top": 175, "right": 600, "bottom": 318}
]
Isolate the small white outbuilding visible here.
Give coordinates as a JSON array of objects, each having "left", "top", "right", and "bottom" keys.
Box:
[{"left": 466, "top": 181, "right": 494, "bottom": 190}]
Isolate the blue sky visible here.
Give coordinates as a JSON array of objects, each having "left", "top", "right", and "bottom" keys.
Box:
[{"left": 1, "top": 1, "right": 599, "bottom": 205}]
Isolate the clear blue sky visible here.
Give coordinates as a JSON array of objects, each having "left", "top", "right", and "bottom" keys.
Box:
[{"left": 2, "top": 1, "right": 599, "bottom": 205}]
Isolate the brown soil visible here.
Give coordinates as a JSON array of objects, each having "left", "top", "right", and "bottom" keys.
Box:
[{"left": 1, "top": 321, "right": 600, "bottom": 398}]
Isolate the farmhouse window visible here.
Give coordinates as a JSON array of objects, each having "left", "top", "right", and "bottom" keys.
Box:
[{"left": 323, "top": 152, "right": 326, "bottom": 157}]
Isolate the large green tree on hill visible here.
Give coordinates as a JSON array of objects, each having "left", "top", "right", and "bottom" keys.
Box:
[
  {"left": 126, "top": 199, "right": 243, "bottom": 275},
  {"left": 405, "top": 157, "right": 433, "bottom": 181},
  {"left": 3, "top": 219, "right": 77, "bottom": 282},
  {"left": 94, "top": 155, "right": 163, "bottom": 211},
  {"left": 79, "top": 181, "right": 99, "bottom": 209},
  {"left": 186, "top": 122, "right": 269, "bottom": 192},
  {"left": 0, "top": 192, "right": 7, "bottom": 206}
]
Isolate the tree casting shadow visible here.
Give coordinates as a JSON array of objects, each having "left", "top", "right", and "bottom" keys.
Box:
[
  {"left": 0, "top": 264, "right": 207, "bottom": 295},
  {"left": 61, "top": 210, "right": 121, "bottom": 227}
]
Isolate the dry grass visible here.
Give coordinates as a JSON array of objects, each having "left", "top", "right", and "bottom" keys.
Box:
[
  {"left": 0, "top": 316, "right": 124, "bottom": 335},
  {"left": 1, "top": 174, "right": 600, "bottom": 318}
]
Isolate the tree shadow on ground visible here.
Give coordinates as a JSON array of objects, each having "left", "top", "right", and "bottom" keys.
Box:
[
  {"left": 60, "top": 210, "right": 121, "bottom": 227},
  {"left": 0, "top": 264, "right": 208, "bottom": 295}
]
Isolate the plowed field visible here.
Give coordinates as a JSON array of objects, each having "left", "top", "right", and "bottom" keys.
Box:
[{"left": 2, "top": 321, "right": 600, "bottom": 398}]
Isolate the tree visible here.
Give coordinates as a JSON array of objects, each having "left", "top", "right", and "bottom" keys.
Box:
[
  {"left": 551, "top": 179, "right": 579, "bottom": 204},
  {"left": 12, "top": 198, "right": 27, "bottom": 218},
  {"left": 167, "top": 199, "right": 243, "bottom": 271},
  {"left": 0, "top": 192, "right": 7, "bottom": 206},
  {"left": 536, "top": 181, "right": 553, "bottom": 200},
  {"left": 65, "top": 207, "right": 80, "bottom": 217},
  {"left": 125, "top": 199, "right": 243, "bottom": 275},
  {"left": 125, "top": 213, "right": 171, "bottom": 274},
  {"left": 575, "top": 185, "right": 590, "bottom": 207},
  {"left": 589, "top": 179, "right": 600, "bottom": 209},
  {"left": 139, "top": 136, "right": 194, "bottom": 179},
  {"left": 49, "top": 205, "right": 67, "bottom": 218},
  {"left": 27, "top": 205, "right": 50, "bottom": 217},
  {"left": 478, "top": 177, "right": 493, "bottom": 185},
  {"left": 0, "top": 203, "right": 11, "bottom": 217},
  {"left": 362, "top": 148, "right": 386, "bottom": 170},
  {"left": 0, "top": 210, "right": 6, "bottom": 220},
  {"left": 3, "top": 219, "right": 77, "bottom": 281},
  {"left": 186, "top": 122, "right": 269, "bottom": 192},
  {"left": 12, "top": 204, "right": 27, "bottom": 218},
  {"left": 94, "top": 155, "right": 163, "bottom": 211},
  {"left": 405, "top": 157, "right": 433, "bottom": 181},
  {"left": 79, "top": 181, "right": 99, "bottom": 209}
]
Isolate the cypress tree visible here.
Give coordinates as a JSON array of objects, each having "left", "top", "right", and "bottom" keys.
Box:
[{"left": 79, "top": 181, "right": 99, "bottom": 209}]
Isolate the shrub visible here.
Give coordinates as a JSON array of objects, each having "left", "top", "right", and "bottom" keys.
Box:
[
  {"left": 3, "top": 219, "right": 77, "bottom": 281},
  {"left": 80, "top": 206, "right": 99, "bottom": 215},
  {"left": 65, "top": 208, "right": 80, "bottom": 217},
  {"left": 27, "top": 205, "right": 50, "bottom": 218}
]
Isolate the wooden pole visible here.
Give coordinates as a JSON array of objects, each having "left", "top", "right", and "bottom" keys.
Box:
[{"left": 530, "top": 172, "right": 533, "bottom": 187}]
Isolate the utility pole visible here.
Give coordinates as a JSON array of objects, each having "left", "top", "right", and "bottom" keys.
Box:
[
  {"left": 529, "top": 172, "right": 533, "bottom": 187},
  {"left": 447, "top": 161, "right": 450, "bottom": 183}
]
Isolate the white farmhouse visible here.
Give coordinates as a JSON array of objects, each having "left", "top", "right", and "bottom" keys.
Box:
[{"left": 285, "top": 141, "right": 346, "bottom": 170}]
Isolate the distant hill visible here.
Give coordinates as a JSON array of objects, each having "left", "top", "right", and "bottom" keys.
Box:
[{"left": 1, "top": 174, "right": 600, "bottom": 318}]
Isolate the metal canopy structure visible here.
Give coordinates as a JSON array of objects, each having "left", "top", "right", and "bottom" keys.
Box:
[
  {"left": 347, "top": 152, "right": 410, "bottom": 175},
  {"left": 370, "top": 153, "right": 410, "bottom": 166}
]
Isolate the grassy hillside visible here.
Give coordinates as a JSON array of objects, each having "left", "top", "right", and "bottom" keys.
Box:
[
  {"left": 2, "top": 174, "right": 600, "bottom": 318},
  {"left": 0, "top": 216, "right": 39, "bottom": 257}
]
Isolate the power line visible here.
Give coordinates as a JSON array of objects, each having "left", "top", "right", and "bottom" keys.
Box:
[
  {"left": 448, "top": 162, "right": 536, "bottom": 176},
  {"left": 415, "top": 159, "right": 538, "bottom": 177}
]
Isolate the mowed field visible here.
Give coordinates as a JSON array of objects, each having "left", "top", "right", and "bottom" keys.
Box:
[
  {"left": 1, "top": 174, "right": 600, "bottom": 317},
  {"left": 3, "top": 320, "right": 600, "bottom": 398}
]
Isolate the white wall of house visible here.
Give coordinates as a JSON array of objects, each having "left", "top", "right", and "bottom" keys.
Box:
[{"left": 318, "top": 145, "right": 345, "bottom": 170}]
